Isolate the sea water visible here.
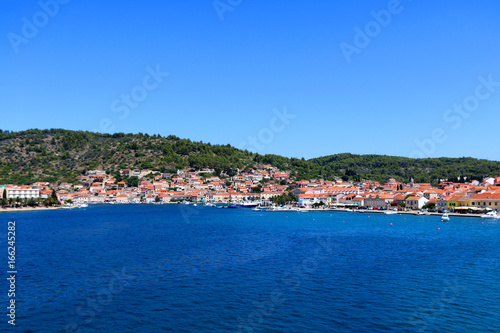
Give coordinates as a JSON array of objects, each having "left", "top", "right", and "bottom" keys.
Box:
[{"left": 1, "top": 205, "right": 499, "bottom": 332}]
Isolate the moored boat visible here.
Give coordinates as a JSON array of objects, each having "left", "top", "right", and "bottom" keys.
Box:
[
  {"left": 441, "top": 214, "right": 450, "bottom": 221},
  {"left": 228, "top": 201, "right": 259, "bottom": 208},
  {"left": 480, "top": 211, "right": 499, "bottom": 219}
]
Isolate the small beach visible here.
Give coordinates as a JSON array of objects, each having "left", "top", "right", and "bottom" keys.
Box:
[{"left": 0, "top": 206, "right": 63, "bottom": 213}]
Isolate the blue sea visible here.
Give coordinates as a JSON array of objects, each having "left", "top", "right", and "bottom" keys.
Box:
[{"left": 1, "top": 205, "right": 499, "bottom": 332}]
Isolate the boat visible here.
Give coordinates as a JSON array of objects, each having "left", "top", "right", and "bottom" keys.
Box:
[
  {"left": 227, "top": 201, "right": 259, "bottom": 208},
  {"left": 384, "top": 210, "right": 397, "bottom": 215},
  {"left": 204, "top": 203, "right": 215, "bottom": 207},
  {"left": 441, "top": 214, "right": 450, "bottom": 221},
  {"left": 480, "top": 211, "right": 499, "bottom": 219},
  {"left": 414, "top": 211, "right": 424, "bottom": 216},
  {"left": 252, "top": 208, "right": 261, "bottom": 211},
  {"left": 79, "top": 204, "right": 88, "bottom": 208}
]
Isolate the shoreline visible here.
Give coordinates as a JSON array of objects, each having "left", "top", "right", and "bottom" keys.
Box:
[
  {"left": 259, "top": 207, "right": 490, "bottom": 218},
  {"left": 0, "top": 204, "right": 491, "bottom": 219},
  {"left": 0, "top": 206, "right": 63, "bottom": 213}
]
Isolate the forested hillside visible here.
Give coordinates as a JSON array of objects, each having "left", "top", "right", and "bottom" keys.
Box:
[
  {"left": 0, "top": 129, "right": 498, "bottom": 185},
  {"left": 0, "top": 129, "right": 324, "bottom": 184},
  {"left": 310, "top": 153, "right": 500, "bottom": 184}
]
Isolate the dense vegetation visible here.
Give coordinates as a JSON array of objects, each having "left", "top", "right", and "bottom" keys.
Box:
[
  {"left": 0, "top": 129, "right": 498, "bottom": 186},
  {"left": 0, "top": 129, "right": 324, "bottom": 184},
  {"left": 310, "top": 153, "right": 500, "bottom": 185}
]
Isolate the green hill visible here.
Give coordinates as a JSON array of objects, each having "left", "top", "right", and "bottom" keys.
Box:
[
  {"left": 0, "top": 129, "right": 498, "bottom": 185},
  {"left": 309, "top": 153, "right": 500, "bottom": 185}
]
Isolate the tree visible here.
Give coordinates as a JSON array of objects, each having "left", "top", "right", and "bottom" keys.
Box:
[
  {"left": 271, "top": 193, "right": 298, "bottom": 205},
  {"left": 127, "top": 176, "right": 139, "bottom": 187},
  {"left": 422, "top": 203, "right": 435, "bottom": 210},
  {"left": 251, "top": 185, "right": 262, "bottom": 193}
]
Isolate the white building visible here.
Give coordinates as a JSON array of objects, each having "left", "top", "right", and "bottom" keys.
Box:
[
  {"left": 405, "top": 196, "right": 428, "bottom": 209},
  {"left": 6, "top": 186, "right": 40, "bottom": 199}
]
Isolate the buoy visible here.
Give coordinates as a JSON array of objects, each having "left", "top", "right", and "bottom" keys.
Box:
[
  {"left": 286, "top": 216, "right": 288, "bottom": 218},
  {"left": 260, "top": 215, "right": 262, "bottom": 217},
  {"left": 368, "top": 216, "right": 370, "bottom": 218},
  {"left": 390, "top": 223, "right": 393, "bottom": 226},
  {"left": 438, "top": 227, "right": 440, "bottom": 230},
  {"left": 482, "top": 222, "right": 484, "bottom": 224},
  {"left": 441, "top": 220, "right": 443, "bottom": 222}
]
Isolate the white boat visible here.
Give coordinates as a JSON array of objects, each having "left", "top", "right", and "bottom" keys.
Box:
[
  {"left": 414, "top": 211, "right": 424, "bottom": 216},
  {"left": 441, "top": 214, "right": 450, "bottom": 221},
  {"left": 252, "top": 208, "right": 261, "bottom": 211},
  {"left": 480, "top": 211, "right": 499, "bottom": 219},
  {"left": 204, "top": 203, "right": 215, "bottom": 207},
  {"left": 79, "top": 204, "right": 88, "bottom": 208},
  {"left": 384, "top": 210, "right": 397, "bottom": 215}
]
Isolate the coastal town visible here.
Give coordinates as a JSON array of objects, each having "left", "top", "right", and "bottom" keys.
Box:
[{"left": 1, "top": 165, "right": 500, "bottom": 214}]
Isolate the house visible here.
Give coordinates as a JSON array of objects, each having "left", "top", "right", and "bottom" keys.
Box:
[
  {"left": 364, "top": 194, "right": 394, "bottom": 208},
  {"left": 423, "top": 189, "right": 442, "bottom": 200},
  {"left": 436, "top": 196, "right": 449, "bottom": 211},
  {"left": 260, "top": 191, "right": 285, "bottom": 200},
  {"left": 470, "top": 192, "right": 500, "bottom": 209},
  {"left": 89, "top": 194, "right": 105, "bottom": 204},
  {"left": 404, "top": 196, "right": 428, "bottom": 210},
  {"left": 447, "top": 193, "right": 470, "bottom": 209},
  {"left": 87, "top": 170, "right": 105, "bottom": 176},
  {"left": 115, "top": 194, "right": 129, "bottom": 203},
  {"left": 298, "top": 194, "right": 316, "bottom": 206},
  {"left": 73, "top": 193, "right": 89, "bottom": 204},
  {"left": 58, "top": 182, "right": 73, "bottom": 190}
]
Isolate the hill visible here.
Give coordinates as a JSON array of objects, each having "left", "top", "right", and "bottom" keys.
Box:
[
  {"left": 309, "top": 153, "right": 500, "bottom": 185},
  {"left": 0, "top": 129, "right": 498, "bottom": 185},
  {"left": 0, "top": 129, "right": 324, "bottom": 184}
]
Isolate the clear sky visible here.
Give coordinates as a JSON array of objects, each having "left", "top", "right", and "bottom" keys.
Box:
[{"left": 2, "top": 0, "right": 500, "bottom": 160}]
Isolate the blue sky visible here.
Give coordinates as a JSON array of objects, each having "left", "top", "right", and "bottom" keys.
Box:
[{"left": 1, "top": 0, "right": 500, "bottom": 160}]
